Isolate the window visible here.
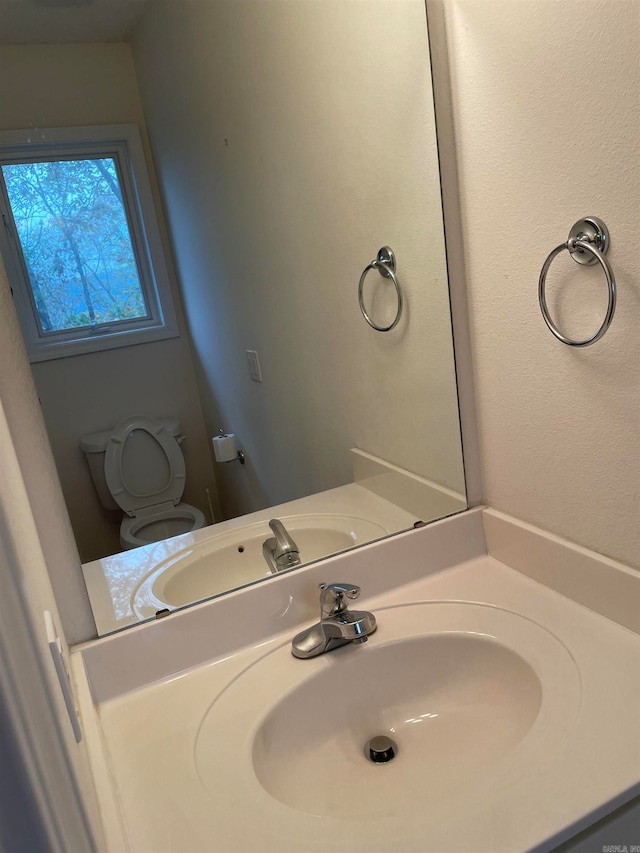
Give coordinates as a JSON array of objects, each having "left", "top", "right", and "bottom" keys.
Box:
[{"left": 0, "top": 125, "right": 178, "bottom": 361}]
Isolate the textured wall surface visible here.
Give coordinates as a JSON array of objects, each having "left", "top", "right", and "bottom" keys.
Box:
[
  {"left": 0, "top": 44, "right": 217, "bottom": 562},
  {"left": 0, "top": 395, "right": 103, "bottom": 851},
  {"left": 0, "top": 259, "right": 96, "bottom": 643},
  {"left": 132, "top": 0, "right": 465, "bottom": 519},
  {"left": 442, "top": 0, "right": 640, "bottom": 568}
]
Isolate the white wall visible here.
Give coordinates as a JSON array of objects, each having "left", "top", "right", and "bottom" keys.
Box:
[
  {"left": 0, "top": 263, "right": 105, "bottom": 850},
  {"left": 0, "top": 258, "right": 97, "bottom": 641},
  {"left": 441, "top": 0, "right": 640, "bottom": 569},
  {"left": 0, "top": 44, "right": 218, "bottom": 561},
  {"left": 132, "top": 0, "right": 465, "bottom": 520},
  {"left": 0, "top": 393, "right": 103, "bottom": 850}
]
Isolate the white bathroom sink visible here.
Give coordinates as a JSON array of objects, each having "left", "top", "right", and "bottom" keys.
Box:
[
  {"left": 132, "top": 514, "right": 388, "bottom": 617},
  {"left": 91, "top": 547, "right": 640, "bottom": 853},
  {"left": 195, "top": 602, "right": 581, "bottom": 820}
]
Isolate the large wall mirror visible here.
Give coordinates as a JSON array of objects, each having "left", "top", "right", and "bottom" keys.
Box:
[{"left": 0, "top": 0, "right": 466, "bottom": 637}]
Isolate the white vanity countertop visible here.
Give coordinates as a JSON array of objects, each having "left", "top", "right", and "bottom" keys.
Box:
[{"left": 83, "top": 549, "right": 640, "bottom": 853}]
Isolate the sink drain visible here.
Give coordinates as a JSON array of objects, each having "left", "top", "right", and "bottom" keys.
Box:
[{"left": 364, "top": 735, "right": 398, "bottom": 764}]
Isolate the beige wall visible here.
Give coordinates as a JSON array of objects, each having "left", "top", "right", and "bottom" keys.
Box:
[
  {"left": 0, "top": 44, "right": 218, "bottom": 562},
  {"left": 442, "top": 0, "right": 640, "bottom": 568},
  {"left": 131, "top": 0, "right": 465, "bottom": 520},
  {"left": 0, "top": 392, "right": 103, "bottom": 848}
]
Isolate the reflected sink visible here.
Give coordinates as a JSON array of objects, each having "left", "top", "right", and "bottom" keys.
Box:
[
  {"left": 196, "top": 602, "right": 581, "bottom": 820},
  {"left": 132, "top": 514, "right": 388, "bottom": 618}
]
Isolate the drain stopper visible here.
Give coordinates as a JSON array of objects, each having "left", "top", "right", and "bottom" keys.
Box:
[{"left": 364, "top": 735, "right": 398, "bottom": 763}]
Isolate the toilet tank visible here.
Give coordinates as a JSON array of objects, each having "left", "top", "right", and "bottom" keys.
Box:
[{"left": 80, "top": 418, "right": 183, "bottom": 511}]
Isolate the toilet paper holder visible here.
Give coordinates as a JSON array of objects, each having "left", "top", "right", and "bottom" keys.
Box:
[{"left": 213, "top": 430, "right": 245, "bottom": 465}]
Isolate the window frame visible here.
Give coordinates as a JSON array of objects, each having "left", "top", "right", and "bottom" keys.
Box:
[{"left": 0, "top": 124, "right": 179, "bottom": 362}]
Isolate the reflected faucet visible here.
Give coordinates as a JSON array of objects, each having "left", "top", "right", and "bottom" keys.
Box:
[
  {"left": 291, "top": 582, "right": 377, "bottom": 659},
  {"left": 262, "top": 518, "right": 301, "bottom": 573}
]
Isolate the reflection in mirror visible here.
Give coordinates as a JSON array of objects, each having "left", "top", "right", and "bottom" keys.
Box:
[{"left": 0, "top": 0, "right": 466, "bottom": 636}]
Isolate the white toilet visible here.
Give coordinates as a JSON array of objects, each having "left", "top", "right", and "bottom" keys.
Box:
[{"left": 81, "top": 415, "right": 206, "bottom": 550}]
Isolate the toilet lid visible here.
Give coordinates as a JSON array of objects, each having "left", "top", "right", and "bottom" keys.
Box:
[{"left": 104, "top": 416, "right": 186, "bottom": 516}]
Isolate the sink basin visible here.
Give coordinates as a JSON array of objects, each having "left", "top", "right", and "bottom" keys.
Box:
[
  {"left": 195, "top": 602, "right": 581, "bottom": 820},
  {"left": 252, "top": 634, "right": 541, "bottom": 816},
  {"left": 132, "top": 514, "right": 388, "bottom": 618}
]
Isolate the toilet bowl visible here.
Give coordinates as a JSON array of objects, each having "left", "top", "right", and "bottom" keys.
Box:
[
  {"left": 81, "top": 415, "right": 206, "bottom": 550},
  {"left": 120, "top": 503, "right": 205, "bottom": 549}
]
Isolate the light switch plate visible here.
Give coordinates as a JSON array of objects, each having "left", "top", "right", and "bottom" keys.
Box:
[
  {"left": 44, "top": 611, "right": 82, "bottom": 743},
  {"left": 246, "top": 349, "right": 262, "bottom": 382}
]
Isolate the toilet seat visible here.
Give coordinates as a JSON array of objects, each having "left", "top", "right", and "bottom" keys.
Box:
[
  {"left": 105, "top": 415, "right": 186, "bottom": 517},
  {"left": 104, "top": 415, "right": 206, "bottom": 549},
  {"left": 120, "top": 503, "right": 206, "bottom": 549}
]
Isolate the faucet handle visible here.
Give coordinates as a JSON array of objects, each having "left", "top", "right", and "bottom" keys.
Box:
[{"left": 319, "top": 582, "right": 361, "bottom": 618}]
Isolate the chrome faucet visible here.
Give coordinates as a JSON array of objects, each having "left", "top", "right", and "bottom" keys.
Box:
[
  {"left": 262, "top": 518, "right": 301, "bottom": 573},
  {"left": 291, "top": 582, "right": 377, "bottom": 659}
]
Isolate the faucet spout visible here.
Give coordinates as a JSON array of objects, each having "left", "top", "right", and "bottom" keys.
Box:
[
  {"left": 269, "top": 519, "right": 299, "bottom": 560},
  {"left": 262, "top": 518, "right": 301, "bottom": 573},
  {"left": 323, "top": 610, "right": 375, "bottom": 643}
]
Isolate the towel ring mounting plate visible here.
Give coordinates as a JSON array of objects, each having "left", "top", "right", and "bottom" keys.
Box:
[{"left": 567, "top": 216, "right": 609, "bottom": 266}]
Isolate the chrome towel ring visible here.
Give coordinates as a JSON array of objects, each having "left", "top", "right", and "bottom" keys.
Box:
[
  {"left": 358, "top": 246, "right": 403, "bottom": 332},
  {"left": 538, "top": 217, "right": 616, "bottom": 347}
]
